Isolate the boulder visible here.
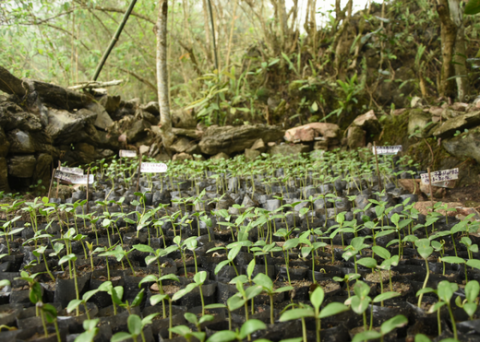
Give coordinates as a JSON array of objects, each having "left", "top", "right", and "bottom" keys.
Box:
[
  {"left": 96, "top": 130, "right": 120, "bottom": 150},
  {"left": 87, "top": 102, "right": 113, "bottom": 130},
  {"left": 268, "top": 143, "right": 311, "bottom": 155},
  {"left": 46, "top": 108, "right": 97, "bottom": 143},
  {"left": 99, "top": 95, "right": 121, "bottom": 115},
  {"left": 8, "top": 155, "right": 36, "bottom": 178},
  {"left": 245, "top": 148, "right": 261, "bottom": 161},
  {"left": 433, "top": 111, "right": 480, "bottom": 138},
  {"left": 347, "top": 126, "right": 366, "bottom": 149},
  {"left": 185, "top": 143, "right": 201, "bottom": 155},
  {"left": 442, "top": 128, "right": 480, "bottom": 164},
  {"left": 285, "top": 123, "right": 339, "bottom": 142},
  {"left": 313, "top": 140, "right": 328, "bottom": 151},
  {"left": 170, "top": 137, "right": 193, "bottom": 153},
  {"left": 7, "top": 129, "right": 36, "bottom": 154},
  {"left": 0, "top": 107, "right": 43, "bottom": 132},
  {"left": 211, "top": 152, "right": 229, "bottom": 160},
  {"left": 408, "top": 109, "right": 431, "bottom": 137},
  {"left": 33, "top": 153, "right": 53, "bottom": 193},
  {"left": 251, "top": 138, "right": 266, "bottom": 152},
  {"left": 140, "top": 110, "right": 159, "bottom": 125},
  {"left": 0, "top": 127, "right": 9, "bottom": 157},
  {"left": 352, "top": 110, "right": 382, "bottom": 134},
  {"left": 140, "top": 101, "right": 160, "bottom": 115},
  {"left": 155, "top": 153, "right": 171, "bottom": 162},
  {"left": 172, "top": 109, "right": 196, "bottom": 129},
  {"left": 172, "top": 152, "right": 193, "bottom": 162},
  {"left": 125, "top": 119, "right": 149, "bottom": 143},
  {"left": 199, "top": 125, "right": 284, "bottom": 155},
  {"left": 0, "top": 158, "right": 10, "bottom": 192}
]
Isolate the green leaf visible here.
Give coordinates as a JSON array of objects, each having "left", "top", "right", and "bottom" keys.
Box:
[
  {"left": 319, "top": 302, "right": 349, "bottom": 318},
  {"left": 465, "top": 280, "right": 480, "bottom": 304},
  {"left": 467, "top": 259, "right": 480, "bottom": 270},
  {"left": 417, "top": 246, "right": 433, "bottom": 260},
  {"left": 283, "top": 238, "right": 300, "bottom": 250},
  {"left": 279, "top": 308, "right": 315, "bottom": 321},
  {"left": 82, "top": 290, "right": 99, "bottom": 303},
  {"left": 199, "top": 314, "right": 214, "bottom": 324},
  {"left": 150, "top": 294, "right": 168, "bottom": 306},
  {"left": 372, "top": 246, "right": 391, "bottom": 260},
  {"left": 128, "top": 314, "right": 143, "bottom": 336},
  {"left": 131, "top": 289, "right": 144, "bottom": 307},
  {"left": 253, "top": 273, "right": 273, "bottom": 291},
  {"left": 206, "top": 330, "right": 237, "bottom": 342},
  {"left": 194, "top": 271, "right": 207, "bottom": 284},
  {"left": 184, "top": 312, "right": 198, "bottom": 325},
  {"left": 66, "top": 299, "right": 83, "bottom": 314},
  {"left": 356, "top": 257, "right": 377, "bottom": 269},
  {"left": 465, "top": 0, "right": 480, "bottom": 15},
  {"left": 111, "top": 332, "right": 132, "bottom": 342},
  {"left": 247, "top": 259, "right": 255, "bottom": 279},
  {"left": 464, "top": 302, "right": 478, "bottom": 317},
  {"left": 373, "top": 291, "right": 401, "bottom": 303},
  {"left": 227, "top": 295, "right": 245, "bottom": 311},
  {"left": 245, "top": 285, "right": 264, "bottom": 300},
  {"left": 441, "top": 256, "right": 466, "bottom": 265},
  {"left": 352, "top": 330, "right": 382, "bottom": 342},
  {"left": 416, "top": 287, "right": 435, "bottom": 297},
  {"left": 139, "top": 275, "right": 158, "bottom": 286},
  {"left": 228, "top": 246, "right": 242, "bottom": 261},
  {"left": 380, "top": 314, "right": 408, "bottom": 335},
  {"left": 414, "top": 334, "right": 432, "bottom": 342},
  {"left": 0, "top": 279, "right": 11, "bottom": 288},
  {"left": 353, "top": 281, "right": 371, "bottom": 298},
  {"left": 74, "top": 330, "right": 97, "bottom": 342},
  {"left": 214, "top": 260, "right": 231, "bottom": 274},
  {"left": 59, "top": 253, "right": 77, "bottom": 265},
  {"left": 142, "top": 313, "right": 159, "bottom": 326},
  {"left": 132, "top": 244, "right": 154, "bottom": 254},
  {"left": 437, "top": 280, "right": 458, "bottom": 303},
  {"left": 310, "top": 287, "right": 325, "bottom": 311},
  {"left": 239, "top": 319, "right": 267, "bottom": 339},
  {"left": 350, "top": 296, "right": 371, "bottom": 315},
  {"left": 169, "top": 325, "right": 192, "bottom": 337},
  {"left": 351, "top": 237, "right": 366, "bottom": 251},
  {"left": 111, "top": 286, "right": 124, "bottom": 305}
]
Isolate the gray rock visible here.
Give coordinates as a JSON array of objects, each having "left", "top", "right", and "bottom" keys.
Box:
[
  {"left": 245, "top": 148, "right": 261, "bottom": 161},
  {"left": 433, "top": 111, "right": 480, "bottom": 138},
  {"left": 264, "top": 199, "right": 280, "bottom": 211},
  {"left": 46, "top": 108, "right": 97, "bottom": 143},
  {"left": 0, "top": 127, "right": 10, "bottom": 157},
  {"left": 170, "top": 138, "right": 193, "bottom": 153},
  {"left": 7, "top": 129, "right": 35, "bottom": 154},
  {"left": 8, "top": 155, "right": 36, "bottom": 178},
  {"left": 347, "top": 126, "right": 366, "bottom": 149},
  {"left": 228, "top": 177, "right": 239, "bottom": 191},
  {"left": 140, "top": 101, "right": 160, "bottom": 115},
  {"left": 172, "top": 109, "right": 197, "bottom": 129},
  {"left": 87, "top": 102, "right": 113, "bottom": 130},
  {"left": 200, "top": 125, "right": 284, "bottom": 155},
  {"left": 125, "top": 119, "right": 149, "bottom": 143},
  {"left": 99, "top": 95, "right": 121, "bottom": 115},
  {"left": 268, "top": 143, "right": 311, "bottom": 155},
  {"left": 152, "top": 191, "right": 171, "bottom": 206},
  {"left": 251, "top": 138, "right": 266, "bottom": 152},
  {"left": 354, "top": 195, "right": 370, "bottom": 209},
  {"left": 172, "top": 153, "right": 193, "bottom": 162},
  {"left": 211, "top": 152, "right": 229, "bottom": 160},
  {"left": 0, "top": 157, "right": 10, "bottom": 192},
  {"left": 241, "top": 194, "right": 258, "bottom": 208},
  {"left": 442, "top": 128, "right": 480, "bottom": 163},
  {"left": 33, "top": 153, "right": 52, "bottom": 192},
  {"left": 408, "top": 109, "right": 431, "bottom": 137}
]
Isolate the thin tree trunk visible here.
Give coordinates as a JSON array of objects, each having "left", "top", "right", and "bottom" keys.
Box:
[
  {"left": 437, "top": 0, "right": 457, "bottom": 99},
  {"left": 449, "top": 0, "right": 468, "bottom": 101},
  {"left": 156, "top": 0, "right": 174, "bottom": 147},
  {"left": 202, "top": 0, "right": 213, "bottom": 64}
]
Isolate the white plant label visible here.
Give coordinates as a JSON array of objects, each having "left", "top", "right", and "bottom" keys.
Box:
[
  {"left": 140, "top": 162, "right": 168, "bottom": 173},
  {"left": 59, "top": 166, "right": 83, "bottom": 175},
  {"left": 421, "top": 168, "right": 459, "bottom": 185},
  {"left": 55, "top": 171, "right": 94, "bottom": 185},
  {"left": 373, "top": 145, "right": 402, "bottom": 155},
  {"left": 119, "top": 150, "right": 137, "bottom": 158}
]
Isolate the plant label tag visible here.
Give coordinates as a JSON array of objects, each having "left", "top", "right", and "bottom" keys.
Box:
[
  {"left": 69, "top": 174, "right": 95, "bottom": 185},
  {"left": 373, "top": 145, "right": 402, "bottom": 155},
  {"left": 140, "top": 162, "right": 168, "bottom": 173},
  {"left": 59, "top": 166, "right": 84, "bottom": 175},
  {"left": 120, "top": 150, "right": 137, "bottom": 158},
  {"left": 55, "top": 171, "right": 94, "bottom": 184},
  {"left": 421, "top": 168, "right": 459, "bottom": 186}
]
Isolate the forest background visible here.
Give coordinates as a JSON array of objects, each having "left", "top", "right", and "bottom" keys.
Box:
[{"left": 1, "top": 0, "right": 480, "bottom": 130}]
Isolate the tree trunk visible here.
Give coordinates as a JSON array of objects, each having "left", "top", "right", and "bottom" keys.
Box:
[
  {"left": 449, "top": 0, "right": 469, "bottom": 101},
  {"left": 156, "top": 0, "right": 175, "bottom": 148},
  {"left": 437, "top": 0, "right": 457, "bottom": 99}
]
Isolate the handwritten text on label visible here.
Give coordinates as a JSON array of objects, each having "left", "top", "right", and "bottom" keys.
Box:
[
  {"left": 119, "top": 150, "right": 137, "bottom": 158},
  {"left": 421, "top": 168, "right": 459, "bottom": 184},
  {"left": 140, "top": 162, "right": 168, "bottom": 173},
  {"left": 373, "top": 145, "right": 403, "bottom": 155}
]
